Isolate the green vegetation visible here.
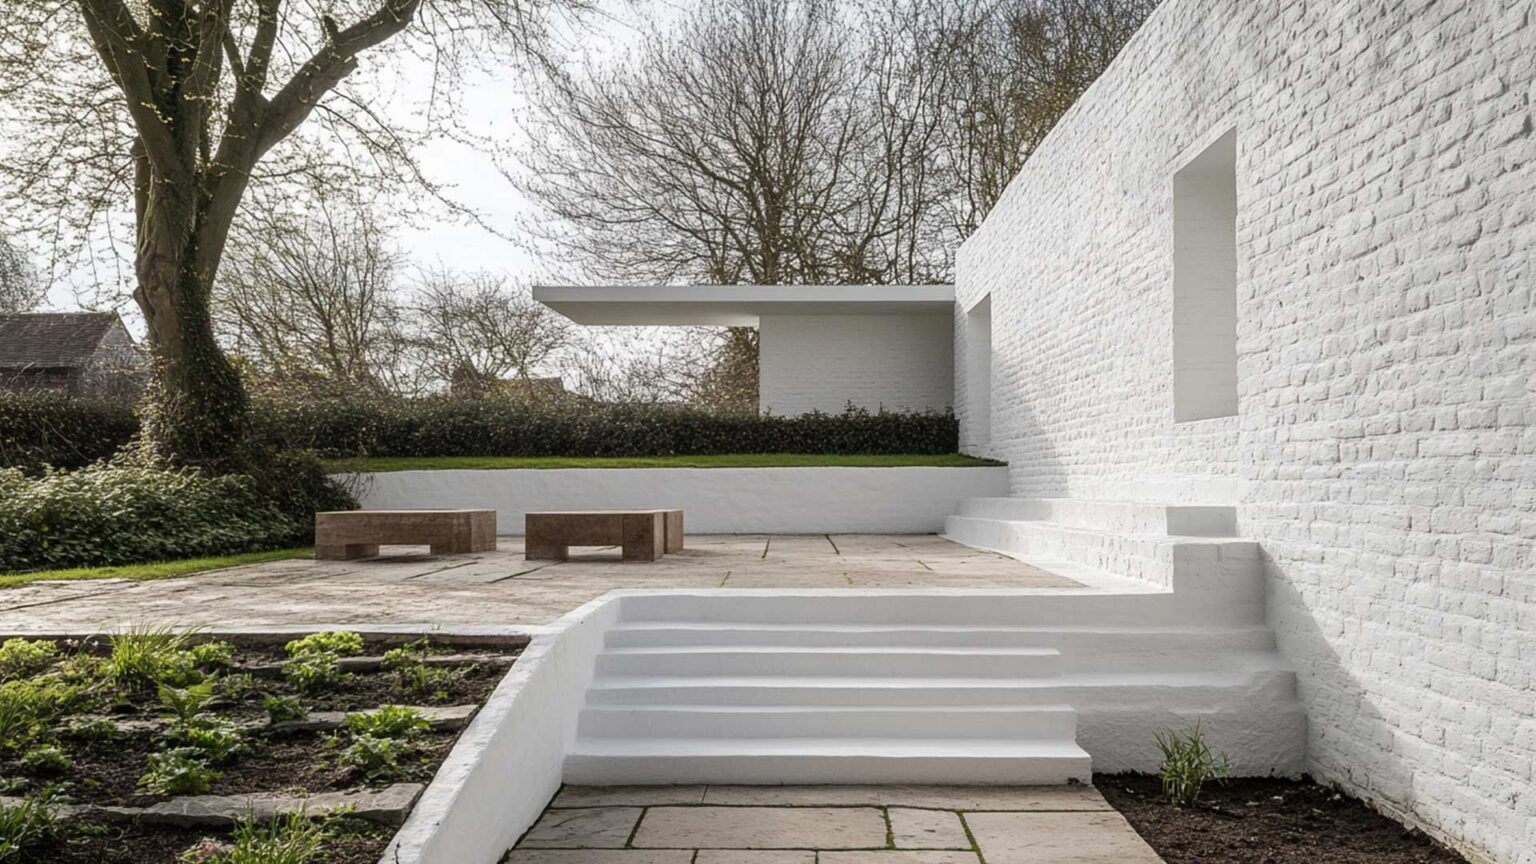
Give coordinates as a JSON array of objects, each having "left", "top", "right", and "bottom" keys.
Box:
[
  {"left": 264, "top": 694, "right": 308, "bottom": 724},
  {"left": 0, "top": 639, "right": 57, "bottom": 682},
  {"left": 345, "top": 706, "right": 428, "bottom": 740},
  {"left": 285, "top": 632, "right": 364, "bottom": 658},
  {"left": 333, "top": 733, "right": 410, "bottom": 783},
  {"left": 341, "top": 453, "right": 1004, "bottom": 472},
  {"left": 0, "top": 792, "right": 59, "bottom": 862},
  {"left": 282, "top": 631, "right": 365, "bottom": 694},
  {"left": 183, "top": 811, "right": 333, "bottom": 864},
  {"left": 139, "top": 747, "right": 221, "bottom": 796},
  {"left": 0, "top": 548, "right": 311, "bottom": 589},
  {"left": 18, "top": 743, "right": 71, "bottom": 775},
  {"left": 107, "top": 625, "right": 200, "bottom": 692},
  {"left": 1155, "top": 721, "right": 1231, "bottom": 806}
]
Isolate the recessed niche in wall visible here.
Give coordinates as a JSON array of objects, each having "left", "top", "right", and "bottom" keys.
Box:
[
  {"left": 965, "top": 293, "right": 993, "bottom": 446},
  {"left": 1172, "top": 129, "right": 1238, "bottom": 422}
]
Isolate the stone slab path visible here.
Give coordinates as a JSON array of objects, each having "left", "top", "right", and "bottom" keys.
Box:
[
  {"left": 505, "top": 786, "right": 1164, "bottom": 864},
  {"left": 0, "top": 535, "right": 1082, "bottom": 633}
]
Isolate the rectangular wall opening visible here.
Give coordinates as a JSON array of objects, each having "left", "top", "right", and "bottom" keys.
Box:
[
  {"left": 965, "top": 294, "right": 993, "bottom": 447},
  {"left": 1172, "top": 129, "right": 1239, "bottom": 422}
]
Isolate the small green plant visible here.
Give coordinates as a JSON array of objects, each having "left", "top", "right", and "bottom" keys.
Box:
[
  {"left": 282, "top": 654, "right": 343, "bottom": 693},
  {"left": 344, "top": 706, "right": 428, "bottom": 740},
  {"left": 177, "top": 722, "right": 246, "bottom": 765},
  {"left": 18, "top": 744, "right": 72, "bottom": 776},
  {"left": 285, "top": 632, "right": 363, "bottom": 659},
  {"left": 219, "top": 672, "right": 258, "bottom": 702},
  {"left": 0, "top": 678, "right": 74, "bottom": 751},
  {"left": 264, "top": 695, "right": 308, "bottom": 724},
  {"left": 0, "top": 792, "right": 60, "bottom": 862},
  {"left": 108, "top": 624, "right": 201, "bottom": 691},
  {"left": 158, "top": 680, "right": 220, "bottom": 726},
  {"left": 333, "top": 733, "right": 409, "bottom": 783},
  {"left": 181, "top": 811, "right": 329, "bottom": 864},
  {"left": 138, "top": 748, "right": 221, "bottom": 796},
  {"left": 0, "top": 638, "right": 57, "bottom": 682},
  {"left": 62, "top": 715, "right": 120, "bottom": 746},
  {"left": 190, "top": 640, "right": 236, "bottom": 669},
  {"left": 1155, "top": 721, "right": 1231, "bottom": 806}
]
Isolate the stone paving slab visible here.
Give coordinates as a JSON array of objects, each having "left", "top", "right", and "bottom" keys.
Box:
[
  {"left": 819, "top": 854, "right": 981, "bottom": 864},
  {"left": 889, "top": 808, "right": 971, "bottom": 849},
  {"left": 552, "top": 786, "right": 709, "bottom": 808},
  {"left": 0, "top": 535, "right": 1083, "bottom": 632},
  {"left": 694, "top": 852, "right": 817, "bottom": 864},
  {"left": 962, "top": 811, "right": 1163, "bottom": 863},
  {"left": 698, "top": 785, "right": 1113, "bottom": 811},
  {"left": 520, "top": 807, "right": 644, "bottom": 848},
  {"left": 505, "top": 852, "right": 692, "bottom": 863},
  {"left": 632, "top": 806, "right": 889, "bottom": 850}
]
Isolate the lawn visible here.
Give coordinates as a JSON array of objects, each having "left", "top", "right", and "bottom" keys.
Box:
[
  {"left": 0, "top": 547, "right": 312, "bottom": 589},
  {"left": 330, "top": 453, "right": 1005, "bottom": 472}
]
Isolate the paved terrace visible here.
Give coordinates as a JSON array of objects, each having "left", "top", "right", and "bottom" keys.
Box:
[{"left": 0, "top": 535, "right": 1083, "bottom": 633}]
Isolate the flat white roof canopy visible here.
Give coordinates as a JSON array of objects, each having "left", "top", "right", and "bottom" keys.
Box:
[{"left": 533, "top": 284, "right": 955, "bottom": 326}]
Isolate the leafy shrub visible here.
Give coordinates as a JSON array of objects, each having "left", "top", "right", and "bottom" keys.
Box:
[
  {"left": 0, "top": 639, "right": 56, "bottom": 683},
  {"left": 182, "top": 811, "right": 330, "bottom": 864},
  {"left": 173, "top": 718, "right": 247, "bottom": 765},
  {"left": 345, "top": 706, "right": 428, "bottom": 740},
  {"left": 0, "top": 392, "right": 138, "bottom": 472},
  {"left": 0, "top": 463, "right": 302, "bottom": 573},
  {"left": 380, "top": 638, "right": 437, "bottom": 670},
  {"left": 0, "top": 792, "right": 59, "bottom": 862},
  {"left": 282, "top": 654, "right": 344, "bottom": 694},
  {"left": 264, "top": 695, "right": 308, "bottom": 724},
  {"left": 0, "top": 679, "right": 75, "bottom": 751},
  {"left": 108, "top": 625, "right": 200, "bottom": 692},
  {"left": 395, "top": 664, "right": 458, "bottom": 701},
  {"left": 62, "top": 715, "right": 119, "bottom": 746},
  {"left": 139, "top": 748, "right": 220, "bottom": 795},
  {"left": 333, "top": 733, "right": 409, "bottom": 783},
  {"left": 18, "top": 744, "right": 71, "bottom": 776},
  {"left": 157, "top": 680, "right": 219, "bottom": 725},
  {"left": 219, "top": 673, "right": 258, "bottom": 702},
  {"left": 1155, "top": 721, "right": 1231, "bottom": 806},
  {"left": 190, "top": 641, "right": 236, "bottom": 669},
  {"left": 285, "top": 632, "right": 363, "bottom": 658}
]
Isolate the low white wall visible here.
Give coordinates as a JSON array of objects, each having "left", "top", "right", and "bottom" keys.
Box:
[
  {"left": 383, "top": 597, "right": 619, "bottom": 864},
  {"left": 759, "top": 313, "right": 954, "bottom": 415},
  {"left": 344, "top": 466, "right": 1009, "bottom": 534}
]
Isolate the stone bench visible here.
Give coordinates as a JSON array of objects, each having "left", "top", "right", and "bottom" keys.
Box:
[
  {"left": 525, "top": 510, "right": 684, "bottom": 562},
  {"left": 315, "top": 509, "right": 497, "bottom": 560}
]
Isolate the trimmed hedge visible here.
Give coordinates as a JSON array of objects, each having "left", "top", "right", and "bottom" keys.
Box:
[
  {"left": 0, "top": 393, "right": 958, "bottom": 465},
  {"left": 254, "top": 397, "right": 958, "bottom": 458},
  {"left": 0, "top": 463, "right": 301, "bottom": 573},
  {"left": 0, "top": 393, "right": 139, "bottom": 471}
]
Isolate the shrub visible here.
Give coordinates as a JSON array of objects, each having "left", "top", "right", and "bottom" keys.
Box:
[
  {"left": 157, "top": 680, "right": 219, "bottom": 725},
  {"left": 0, "top": 679, "right": 75, "bottom": 751},
  {"left": 282, "top": 654, "right": 344, "bottom": 694},
  {"left": 18, "top": 744, "right": 71, "bottom": 776},
  {"left": 1155, "top": 721, "right": 1231, "bottom": 806},
  {"left": 190, "top": 641, "right": 236, "bottom": 670},
  {"left": 183, "top": 811, "right": 330, "bottom": 864},
  {"left": 333, "top": 733, "right": 409, "bottom": 783},
  {"left": 173, "top": 718, "right": 247, "bottom": 765},
  {"left": 344, "top": 706, "right": 428, "bottom": 740},
  {"left": 138, "top": 748, "right": 220, "bottom": 795},
  {"left": 62, "top": 715, "right": 120, "bottom": 746},
  {"left": 0, "top": 392, "right": 138, "bottom": 472},
  {"left": 285, "top": 632, "right": 364, "bottom": 658},
  {"left": 108, "top": 625, "right": 200, "bottom": 692},
  {"left": 0, "top": 639, "right": 57, "bottom": 683},
  {"left": 0, "top": 463, "right": 301, "bottom": 573},
  {"left": 0, "top": 792, "right": 59, "bottom": 862},
  {"left": 264, "top": 695, "right": 307, "bottom": 724}
]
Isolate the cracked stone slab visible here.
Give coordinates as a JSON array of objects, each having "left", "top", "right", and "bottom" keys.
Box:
[
  {"left": 518, "top": 807, "right": 644, "bottom": 848},
  {"left": 889, "top": 809, "right": 971, "bottom": 850},
  {"left": 267, "top": 703, "right": 477, "bottom": 733}
]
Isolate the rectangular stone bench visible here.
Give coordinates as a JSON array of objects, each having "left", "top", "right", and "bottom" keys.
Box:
[
  {"left": 315, "top": 510, "right": 497, "bottom": 560},
  {"left": 525, "top": 510, "right": 683, "bottom": 562}
]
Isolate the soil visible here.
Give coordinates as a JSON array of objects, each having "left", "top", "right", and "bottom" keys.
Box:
[
  {"left": 1097, "top": 774, "right": 1470, "bottom": 864},
  {"left": 42, "top": 818, "right": 390, "bottom": 864}
]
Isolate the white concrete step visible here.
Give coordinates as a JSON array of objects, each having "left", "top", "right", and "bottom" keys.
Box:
[
  {"left": 954, "top": 498, "right": 1238, "bottom": 536},
  {"left": 576, "top": 704, "right": 1079, "bottom": 740},
  {"left": 563, "top": 738, "right": 1093, "bottom": 785},
  {"left": 595, "top": 645, "right": 1062, "bottom": 678}
]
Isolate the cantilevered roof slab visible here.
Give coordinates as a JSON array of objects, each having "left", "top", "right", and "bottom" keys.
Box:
[{"left": 533, "top": 284, "right": 955, "bottom": 326}]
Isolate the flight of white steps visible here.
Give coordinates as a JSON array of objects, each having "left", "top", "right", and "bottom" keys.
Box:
[{"left": 561, "top": 589, "right": 1307, "bottom": 784}]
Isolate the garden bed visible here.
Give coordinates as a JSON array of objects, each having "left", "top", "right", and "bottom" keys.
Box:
[
  {"left": 0, "top": 630, "right": 521, "bottom": 862},
  {"left": 1098, "top": 774, "right": 1470, "bottom": 864}
]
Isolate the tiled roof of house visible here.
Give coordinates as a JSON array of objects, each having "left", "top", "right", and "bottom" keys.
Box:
[{"left": 0, "top": 312, "right": 122, "bottom": 369}]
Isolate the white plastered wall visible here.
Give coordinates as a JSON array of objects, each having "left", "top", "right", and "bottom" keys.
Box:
[{"left": 759, "top": 313, "right": 953, "bottom": 415}]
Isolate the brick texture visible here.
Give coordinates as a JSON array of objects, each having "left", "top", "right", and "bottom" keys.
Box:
[{"left": 954, "top": 1, "right": 1535, "bottom": 862}]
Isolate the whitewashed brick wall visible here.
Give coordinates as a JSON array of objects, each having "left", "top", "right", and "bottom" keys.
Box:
[
  {"left": 760, "top": 313, "right": 953, "bottom": 415},
  {"left": 955, "top": 1, "right": 1535, "bottom": 861}
]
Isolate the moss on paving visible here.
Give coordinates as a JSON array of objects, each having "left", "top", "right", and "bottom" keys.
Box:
[
  {"left": 331, "top": 453, "right": 1005, "bottom": 472},
  {"left": 0, "top": 547, "right": 312, "bottom": 588}
]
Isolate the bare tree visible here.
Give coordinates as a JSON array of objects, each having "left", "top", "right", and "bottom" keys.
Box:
[
  {"left": 218, "top": 187, "right": 411, "bottom": 395},
  {"left": 0, "top": 0, "right": 581, "bottom": 465},
  {"left": 0, "top": 236, "right": 41, "bottom": 314},
  {"left": 412, "top": 269, "right": 571, "bottom": 396}
]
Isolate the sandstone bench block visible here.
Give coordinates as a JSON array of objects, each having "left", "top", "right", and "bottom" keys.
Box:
[
  {"left": 315, "top": 509, "right": 497, "bottom": 560},
  {"left": 525, "top": 510, "right": 683, "bottom": 562}
]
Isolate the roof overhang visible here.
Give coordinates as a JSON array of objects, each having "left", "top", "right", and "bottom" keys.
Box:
[{"left": 533, "top": 284, "right": 955, "bottom": 326}]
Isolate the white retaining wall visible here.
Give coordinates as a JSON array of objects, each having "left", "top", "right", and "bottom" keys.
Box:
[
  {"left": 954, "top": 1, "right": 1535, "bottom": 861},
  {"left": 346, "top": 466, "right": 1009, "bottom": 534},
  {"left": 759, "top": 313, "right": 953, "bottom": 415}
]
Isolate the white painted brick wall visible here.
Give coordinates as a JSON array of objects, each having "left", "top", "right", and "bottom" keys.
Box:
[
  {"left": 760, "top": 313, "right": 953, "bottom": 415},
  {"left": 954, "top": 1, "right": 1535, "bottom": 861}
]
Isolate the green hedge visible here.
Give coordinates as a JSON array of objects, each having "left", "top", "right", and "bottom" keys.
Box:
[
  {"left": 0, "top": 393, "right": 139, "bottom": 471},
  {"left": 0, "top": 463, "right": 306, "bottom": 573},
  {"left": 253, "top": 398, "right": 958, "bottom": 458}
]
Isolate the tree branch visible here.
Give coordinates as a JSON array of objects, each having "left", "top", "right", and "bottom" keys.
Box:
[{"left": 77, "top": 0, "right": 181, "bottom": 178}]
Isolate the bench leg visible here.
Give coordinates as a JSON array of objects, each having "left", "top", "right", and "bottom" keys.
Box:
[
  {"left": 525, "top": 543, "right": 568, "bottom": 561},
  {"left": 316, "top": 543, "right": 379, "bottom": 560},
  {"left": 664, "top": 511, "right": 684, "bottom": 553},
  {"left": 621, "top": 512, "right": 665, "bottom": 562}
]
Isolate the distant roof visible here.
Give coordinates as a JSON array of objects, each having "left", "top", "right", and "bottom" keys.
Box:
[
  {"left": 0, "top": 312, "right": 125, "bottom": 369},
  {"left": 533, "top": 284, "right": 955, "bottom": 326}
]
